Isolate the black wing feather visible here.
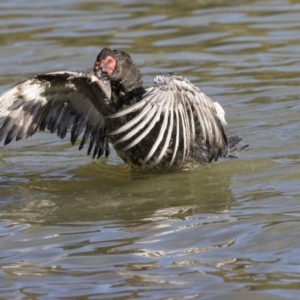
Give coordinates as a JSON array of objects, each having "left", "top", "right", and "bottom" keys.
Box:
[{"left": 0, "top": 71, "right": 111, "bottom": 158}]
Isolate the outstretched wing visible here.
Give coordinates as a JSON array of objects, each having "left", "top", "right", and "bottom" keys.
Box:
[
  {"left": 0, "top": 71, "right": 111, "bottom": 158},
  {"left": 107, "top": 73, "right": 228, "bottom": 166}
]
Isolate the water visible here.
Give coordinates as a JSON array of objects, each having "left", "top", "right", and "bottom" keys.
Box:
[{"left": 1, "top": 0, "right": 300, "bottom": 299}]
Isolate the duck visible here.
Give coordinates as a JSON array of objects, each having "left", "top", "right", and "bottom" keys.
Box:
[{"left": 0, "top": 48, "right": 248, "bottom": 170}]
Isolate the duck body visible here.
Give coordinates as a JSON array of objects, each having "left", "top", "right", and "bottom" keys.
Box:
[{"left": 0, "top": 48, "right": 248, "bottom": 170}]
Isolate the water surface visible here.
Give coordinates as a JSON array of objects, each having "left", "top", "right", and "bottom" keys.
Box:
[{"left": 1, "top": 0, "right": 300, "bottom": 299}]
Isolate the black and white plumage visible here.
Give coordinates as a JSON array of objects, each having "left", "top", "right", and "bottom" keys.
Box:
[
  {"left": 0, "top": 71, "right": 111, "bottom": 159},
  {"left": 107, "top": 73, "right": 229, "bottom": 167},
  {"left": 0, "top": 48, "right": 248, "bottom": 170}
]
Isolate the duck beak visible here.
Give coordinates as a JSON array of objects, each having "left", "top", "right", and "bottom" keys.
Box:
[
  {"left": 89, "top": 74, "right": 102, "bottom": 83},
  {"left": 93, "top": 61, "right": 108, "bottom": 80}
]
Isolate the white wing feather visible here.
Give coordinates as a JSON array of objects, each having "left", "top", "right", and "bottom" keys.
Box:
[{"left": 108, "top": 73, "right": 228, "bottom": 166}]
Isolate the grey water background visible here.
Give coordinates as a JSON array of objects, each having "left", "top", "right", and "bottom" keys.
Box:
[{"left": 0, "top": 0, "right": 300, "bottom": 299}]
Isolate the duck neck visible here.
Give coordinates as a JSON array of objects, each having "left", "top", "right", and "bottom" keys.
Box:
[
  {"left": 110, "top": 81, "right": 146, "bottom": 112},
  {"left": 109, "top": 66, "right": 145, "bottom": 110}
]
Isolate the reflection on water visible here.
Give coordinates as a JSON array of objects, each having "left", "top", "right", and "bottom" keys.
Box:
[
  {"left": 1, "top": 0, "right": 300, "bottom": 299},
  {"left": 1, "top": 161, "right": 235, "bottom": 224}
]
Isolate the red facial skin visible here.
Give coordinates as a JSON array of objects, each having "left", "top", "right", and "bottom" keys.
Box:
[{"left": 93, "top": 56, "right": 116, "bottom": 79}]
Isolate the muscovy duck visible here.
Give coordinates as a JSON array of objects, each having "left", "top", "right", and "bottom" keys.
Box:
[{"left": 0, "top": 48, "right": 248, "bottom": 169}]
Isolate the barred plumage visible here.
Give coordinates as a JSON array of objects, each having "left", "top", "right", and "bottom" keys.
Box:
[{"left": 0, "top": 48, "right": 248, "bottom": 170}]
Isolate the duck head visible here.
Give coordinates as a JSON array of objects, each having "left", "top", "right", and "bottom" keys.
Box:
[{"left": 93, "top": 48, "right": 143, "bottom": 94}]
